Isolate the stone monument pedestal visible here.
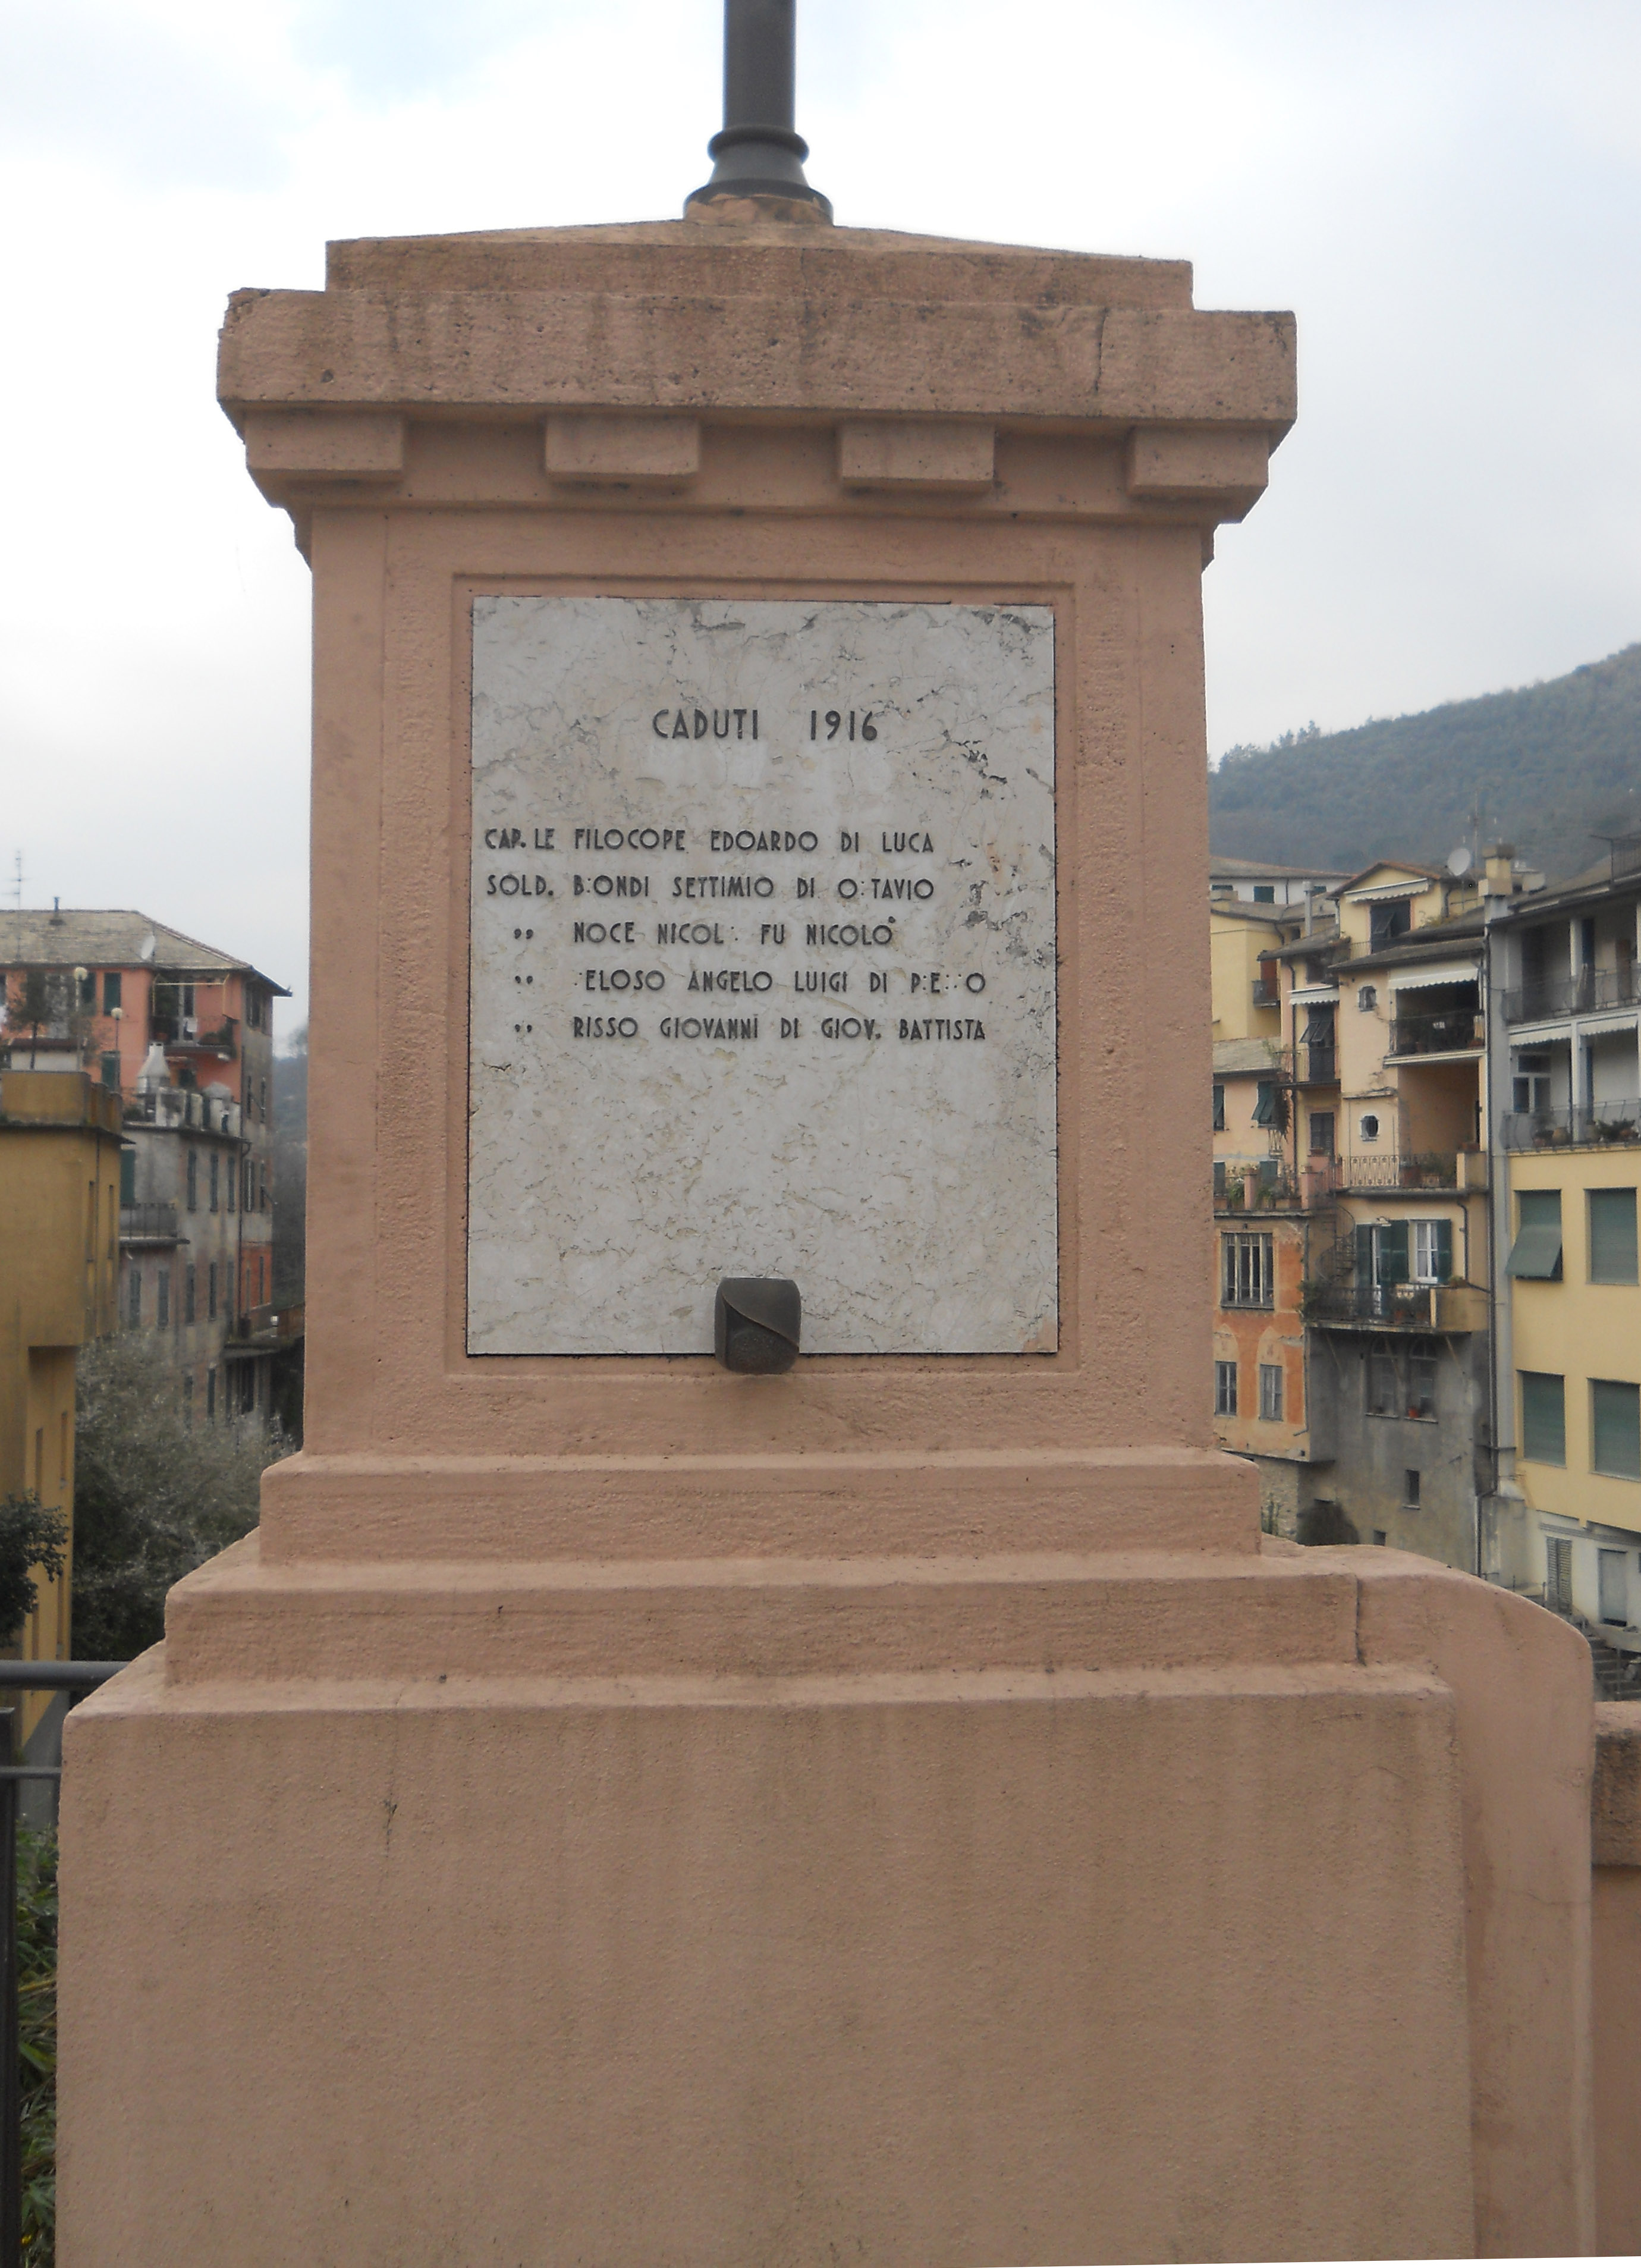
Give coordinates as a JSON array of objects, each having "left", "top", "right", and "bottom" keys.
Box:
[{"left": 59, "top": 217, "right": 1596, "bottom": 2263}]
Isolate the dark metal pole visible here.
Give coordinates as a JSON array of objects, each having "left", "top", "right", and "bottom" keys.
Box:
[{"left": 686, "top": 0, "right": 831, "bottom": 219}]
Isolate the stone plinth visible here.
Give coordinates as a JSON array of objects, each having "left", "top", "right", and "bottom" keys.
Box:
[{"left": 58, "top": 218, "right": 1597, "bottom": 2264}]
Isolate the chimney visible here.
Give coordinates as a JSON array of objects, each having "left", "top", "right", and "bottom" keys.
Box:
[{"left": 1482, "top": 843, "right": 1516, "bottom": 900}]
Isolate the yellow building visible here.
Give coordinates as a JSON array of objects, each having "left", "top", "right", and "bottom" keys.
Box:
[
  {"left": 1494, "top": 844, "right": 1641, "bottom": 1667},
  {"left": 0, "top": 1066, "right": 123, "bottom": 1692}
]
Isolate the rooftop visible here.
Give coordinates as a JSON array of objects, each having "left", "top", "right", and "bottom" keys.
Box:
[{"left": 0, "top": 910, "right": 288, "bottom": 994}]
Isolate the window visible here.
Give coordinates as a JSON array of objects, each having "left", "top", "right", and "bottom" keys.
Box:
[
  {"left": 1407, "top": 1342, "right": 1437, "bottom": 1419},
  {"left": 209, "top": 1153, "right": 219, "bottom": 1213},
  {"left": 1589, "top": 1189, "right": 1639, "bottom": 1284},
  {"left": 1212, "top": 1082, "right": 1224, "bottom": 1131},
  {"left": 186, "top": 1151, "right": 199, "bottom": 1212},
  {"left": 182, "top": 1373, "right": 194, "bottom": 1428},
  {"left": 1253, "top": 884, "right": 1275, "bottom": 904},
  {"left": 1357, "top": 985, "right": 1377, "bottom": 1012},
  {"left": 103, "top": 971, "right": 122, "bottom": 1014},
  {"left": 1520, "top": 1371, "right": 1567, "bottom": 1465},
  {"left": 1253, "top": 1080, "right": 1281, "bottom": 1128},
  {"left": 1508, "top": 1189, "right": 1563, "bottom": 1280},
  {"left": 226, "top": 1152, "right": 236, "bottom": 1212},
  {"left": 256, "top": 1254, "right": 266, "bottom": 1304},
  {"left": 1410, "top": 1218, "right": 1453, "bottom": 1284},
  {"left": 208, "top": 1262, "right": 218, "bottom": 1321},
  {"left": 1598, "top": 1548, "right": 1629, "bottom": 1627},
  {"left": 1212, "top": 1161, "right": 1227, "bottom": 1201},
  {"left": 119, "top": 1149, "right": 135, "bottom": 1205},
  {"left": 241, "top": 1367, "right": 257, "bottom": 1416},
  {"left": 1592, "top": 1380, "right": 1641, "bottom": 1479},
  {"left": 1366, "top": 1339, "right": 1436, "bottom": 1420},
  {"left": 100, "top": 1051, "right": 121, "bottom": 1091},
  {"left": 259, "top": 1077, "right": 267, "bottom": 1119},
  {"left": 1222, "top": 1232, "right": 1274, "bottom": 1308},
  {"left": 1258, "top": 1363, "right": 1284, "bottom": 1421},
  {"left": 206, "top": 1367, "right": 217, "bottom": 1422},
  {"left": 1366, "top": 1344, "right": 1399, "bottom": 1417},
  {"left": 77, "top": 970, "right": 95, "bottom": 1010},
  {"left": 126, "top": 1269, "right": 142, "bottom": 1328},
  {"left": 157, "top": 1268, "right": 169, "bottom": 1327},
  {"left": 184, "top": 1265, "right": 196, "bottom": 1325},
  {"left": 260, "top": 1163, "right": 269, "bottom": 1210},
  {"left": 1369, "top": 900, "right": 1412, "bottom": 949},
  {"left": 1404, "top": 1469, "right": 1422, "bottom": 1508},
  {"left": 1546, "top": 1536, "right": 1572, "bottom": 1614},
  {"left": 1309, "top": 1111, "right": 1335, "bottom": 1157},
  {"left": 1214, "top": 1361, "right": 1238, "bottom": 1416},
  {"left": 1513, "top": 1053, "right": 1552, "bottom": 1115},
  {"left": 1359, "top": 1113, "right": 1380, "bottom": 1142}
]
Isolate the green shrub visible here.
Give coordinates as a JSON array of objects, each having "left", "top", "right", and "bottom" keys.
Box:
[
  {"left": 18, "top": 1829, "right": 56, "bottom": 2263},
  {"left": 0, "top": 1500, "right": 68, "bottom": 1642}
]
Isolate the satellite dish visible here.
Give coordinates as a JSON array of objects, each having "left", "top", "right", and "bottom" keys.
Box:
[{"left": 1447, "top": 846, "right": 1473, "bottom": 876}]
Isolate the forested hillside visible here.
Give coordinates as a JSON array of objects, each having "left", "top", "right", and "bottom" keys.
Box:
[{"left": 1209, "top": 642, "right": 1641, "bottom": 881}]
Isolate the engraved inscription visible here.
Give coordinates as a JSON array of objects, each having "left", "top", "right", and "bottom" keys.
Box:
[{"left": 468, "top": 596, "right": 1057, "bottom": 1356}]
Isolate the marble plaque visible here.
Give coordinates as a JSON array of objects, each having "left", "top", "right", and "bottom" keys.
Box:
[{"left": 467, "top": 597, "right": 1057, "bottom": 1355}]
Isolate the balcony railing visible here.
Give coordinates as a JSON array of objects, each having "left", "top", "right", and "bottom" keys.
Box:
[
  {"left": 1501, "top": 1101, "right": 1641, "bottom": 1151},
  {"left": 1502, "top": 967, "right": 1641, "bottom": 1023},
  {"left": 119, "top": 1202, "right": 181, "bottom": 1244},
  {"left": 1341, "top": 1150, "right": 1459, "bottom": 1190},
  {"left": 1304, "top": 1280, "right": 1488, "bottom": 1332},
  {"left": 1387, "top": 1010, "right": 1484, "bottom": 1057},
  {"left": 1251, "top": 981, "right": 1278, "bottom": 1009}
]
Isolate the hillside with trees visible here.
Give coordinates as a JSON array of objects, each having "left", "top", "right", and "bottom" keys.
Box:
[{"left": 1209, "top": 642, "right": 1641, "bottom": 881}]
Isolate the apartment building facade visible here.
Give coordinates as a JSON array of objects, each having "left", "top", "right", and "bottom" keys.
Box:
[
  {"left": 1, "top": 910, "right": 293, "bottom": 1421},
  {"left": 0, "top": 1067, "right": 122, "bottom": 1691},
  {"left": 1211, "top": 850, "right": 1539, "bottom": 1562},
  {"left": 1489, "top": 843, "right": 1641, "bottom": 1668}
]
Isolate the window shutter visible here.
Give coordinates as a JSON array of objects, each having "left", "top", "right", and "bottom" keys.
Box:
[
  {"left": 1592, "top": 1380, "right": 1641, "bottom": 1479},
  {"left": 1432, "top": 1218, "right": 1453, "bottom": 1282},
  {"left": 1520, "top": 1371, "right": 1566, "bottom": 1465},
  {"left": 1354, "top": 1224, "right": 1373, "bottom": 1286},
  {"left": 1378, "top": 1223, "right": 1409, "bottom": 1283},
  {"left": 1589, "top": 1190, "right": 1639, "bottom": 1284}
]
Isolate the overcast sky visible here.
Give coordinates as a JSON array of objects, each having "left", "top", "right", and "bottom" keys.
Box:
[{"left": 3, "top": 0, "right": 1637, "bottom": 1035}]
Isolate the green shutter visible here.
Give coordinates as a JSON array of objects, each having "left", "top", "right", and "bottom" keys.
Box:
[
  {"left": 1509, "top": 1189, "right": 1563, "bottom": 1279},
  {"left": 1355, "top": 1224, "right": 1373, "bottom": 1287},
  {"left": 1592, "top": 1380, "right": 1641, "bottom": 1479},
  {"left": 1377, "top": 1222, "right": 1409, "bottom": 1284},
  {"left": 1253, "top": 1080, "right": 1275, "bottom": 1127},
  {"left": 1589, "top": 1190, "right": 1639, "bottom": 1284},
  {"left": 1520, "top": 1371, "right": 1567, "bottom": 1465},
  {"left": 1432, "top": 1218, "right": 1453, "bottom": 1282}
]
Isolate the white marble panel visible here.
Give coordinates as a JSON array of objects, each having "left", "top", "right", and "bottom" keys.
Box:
[{"left": 469, "top": 597, "right": 1056, "bottom": 1355}]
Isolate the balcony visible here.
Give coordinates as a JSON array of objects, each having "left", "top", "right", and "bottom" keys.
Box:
[
  {"left": 1501, "top": 1101, "right": 1641, "bottom": 1152},
  {"left": 1502, "top": 967, "right": 1641, "bottom": 1023},
  {"left": 1251, "top": 980, "right": 1278, "bottom": 1009},
  {"left": 1341, "top": 1149, "right": 1460, "bottom": 1190},
  {"left": 153, "top": 1013, "right": 238, "bottom": 1062},
  {"left": 1297, "top": 1042, "right": 1336, "bottom": 1085},
  {"left": 1304, "top": 1281, "right": 1488, "bottom": 1332},
  {"left": 226, "top": 1302, "right": 303, "bottom": 1349},
  {"left": 1386, "top": 1009, "right": 1484, "bottom": 1058},
  {"left": 120, "top": 1202, "right": 181, "bottom": 1246}
]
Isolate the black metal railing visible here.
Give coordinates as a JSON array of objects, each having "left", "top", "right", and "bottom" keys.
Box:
[
  {"left": 1501, "top": 1101, "right": 1641, "bottom": 1151},
  {"left": 1297, "top": 1042, "right": 1336, "bottom": 1084},
  {"left": 118, "top": 1201, "right": 180, "bottom": 1243},
  {"left": 1387, "top": 1009, "right": 1484, "bottom": 1057},
  {"left": 0, "top": 1661, "right": 127, "bottom": 2266},
  {"left": 1502, "top": 966, "right": 1641, "bottom": 1023},
  {"left": 1303, "top": 1281, "right": 1441, "bottom": 1328}
]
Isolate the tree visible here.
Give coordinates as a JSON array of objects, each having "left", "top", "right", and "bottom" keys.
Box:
[
  {"left": 0, "top": 1496, "right": 68, "bottom": 1640},
  {"left": 72, "top": 1337, "right": 287, "bottom": 1660}
]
